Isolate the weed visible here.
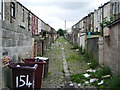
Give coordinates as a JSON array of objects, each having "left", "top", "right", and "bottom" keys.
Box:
[
  {"left": 82, "top": 53, "right": 91, "bottom": 60},
  {"left": 89, "top": 59, "right": 99, "bottom": 69},
  {"left": 48, "top": 72, "right": 52, "bottom": 76},
  {"left": 71, "top": 73, "right": 88, "bottom": 83},
  {"left": 66, "top": 54, "right": 80, "bottom": 62},
  {"left": 66, "top": 57, "right": 70, "bottom": 62},
  {"left": 89, "top": 66, "right": 111, "bottom": 79},
  {"left": 108, "top": 78, "right": 120, "bottom": 89},
  {"left": 97, "top": 66, "right": 111, "bottom": 78},
  {"left": 81, "top": 52, "right": 99, "bottom": 69},
  {"left": 72, "top": 44, "right": 79, "bottom": 49}
]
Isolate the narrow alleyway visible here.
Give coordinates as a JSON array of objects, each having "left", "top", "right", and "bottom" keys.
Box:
[{"left": 41, "top": 37, "right": 89, "bottom": 89}]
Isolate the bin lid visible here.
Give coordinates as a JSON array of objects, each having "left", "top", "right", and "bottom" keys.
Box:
[
  {"left": 10, "top": 63, "right": 38, "bottom": 70},
  {"left": 35, "top": 57, "right": 49, "bottom": 60},
  {"left": 23, "top": 59, "right": 46, "bottom": 64}
]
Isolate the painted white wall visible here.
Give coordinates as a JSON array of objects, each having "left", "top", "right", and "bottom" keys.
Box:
[{"left": 80, "top": 33, "right": 86, "bottom": 49}]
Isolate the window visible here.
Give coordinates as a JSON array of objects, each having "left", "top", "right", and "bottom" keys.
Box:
[
  {"left": 11, "top": 2, "right": 15, "bottom": 18},
  {"left": 118, "top": 2, "right": 120, "bottom": 13},
  {"left": 22, "top": 9, "right": 24, "bottom": 22},
  {"left": 28, "top": 13, "right": 30, "bottom": 31}
]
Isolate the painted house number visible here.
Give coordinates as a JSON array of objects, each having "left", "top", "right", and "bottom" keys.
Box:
[{"left": 16, "top": 75, "right": 33, "bottom": 88}]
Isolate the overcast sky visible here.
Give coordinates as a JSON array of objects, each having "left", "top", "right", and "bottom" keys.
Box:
[{"left": 18, "top": 0, "right": 110, "bottom": 30}]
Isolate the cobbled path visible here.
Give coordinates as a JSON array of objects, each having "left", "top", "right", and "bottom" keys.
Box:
[{"left": 41, "top": 37, "right": 89, "bottom": 88}]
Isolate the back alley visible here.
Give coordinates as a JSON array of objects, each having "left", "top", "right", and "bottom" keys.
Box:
[{"left": 41, "top": 37, "right": 89, "bottom": 89}]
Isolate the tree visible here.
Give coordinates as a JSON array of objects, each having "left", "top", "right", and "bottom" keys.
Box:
[{"left": 57, "top": 29, "right": 65, "bottom": 36}]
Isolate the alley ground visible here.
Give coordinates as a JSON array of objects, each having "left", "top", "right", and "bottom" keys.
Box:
[{"left": 41, "top": 37, "right": 90, "bottom": 89}]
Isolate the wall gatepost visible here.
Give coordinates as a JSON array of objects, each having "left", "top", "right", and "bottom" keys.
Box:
[{"left": 98, "top": 37, "right": 104, "bottom": 65}]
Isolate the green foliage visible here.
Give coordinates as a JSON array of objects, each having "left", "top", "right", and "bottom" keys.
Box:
[
  {"left": 82, "top": 53, "right": 91, "bottom": 60},
  {"left": 100, "top": 16, "right": 115, "bottom": 28},
  {"left": 62, "top": 69, "right": 65, "bottom": 74},
  {"left": 98, "top": 66, "right": 111, "bottom": 76},
  {"left": 108, "top": 79, "right": 120, "bottom": 90},
  {"left": 57, "top": 29, "right": 66, "bottom": 36},
  {"left": 89, "top": 60, "right": 99, "bottom": 69},
  {"left": 100, "top": 16, "right": 115, "bottom": 37},
  {"left": 66, "top": 54, "right": 80, "bottom": 62},
  {"left": 71, "top": 64, "right": 119, "bottom": 89},
  {"left": 110, "top": 16, "right": 115, "bottom": 22},
  {"left": 71, "top": 73, "right": 88, "bottom": 83},
  {"left": 73, "top": 44, "right": 79, "bottom": 49},
  {"left": 81, "top": 52, "right": 99, "bottom": 69},
  {"left": 90, "top": 66, "right": 111, "bottom": 79},
  {"left": 48, "top": 72, "right": 52, "bottom": 76},
  {"left": 70, "top": 67, "right": 112, "bottom": 88}
]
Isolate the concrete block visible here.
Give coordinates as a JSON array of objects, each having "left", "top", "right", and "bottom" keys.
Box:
[
  {"left": 11, "top": 40, "right": 16, "bottom": 46},
  {"left": 7, "top": 39, "right": 12, "bottom": 47},
  {"left": 15, "top": 33, "right": 19, "bottom": 40},
  {"left": 2, "top": 20, "right": 6, "bottom": 29},
  {"left": 6, "top": 21, "right": 12, "bottom": 31},
  {"left": 17, "top": 41, "right": 20, "bottom": 46},
  {"left": 2, "top": 29, "right": 8, "bottom": 38},
  {"left": 2, "top": 39, "right": 6, "bottom": 47},
  {"left": 17, "top": 26, "right": 23, "bottom": 33}
]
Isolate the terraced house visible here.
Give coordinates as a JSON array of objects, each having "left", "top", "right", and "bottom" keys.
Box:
[
  {"left": 65, "top": 0, "right": 120, "bottom": 75},
  {"left": 0, "top": 0, "right": 57, "bottom": 89}
]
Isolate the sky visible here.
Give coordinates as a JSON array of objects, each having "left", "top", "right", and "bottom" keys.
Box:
[{"left": 18, "top": 0, "right": 110, "bottom": 30}]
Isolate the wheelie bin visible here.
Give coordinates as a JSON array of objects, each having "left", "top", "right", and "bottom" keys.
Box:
[
  {"left": 22, "top": 58, "right": 46, "bottom": 89},
  {"left": 9, "top": 63, "right": 38, "bottom": 90},
  {"left": 35, "top": 57, "right": 49, "bottom": 78}
]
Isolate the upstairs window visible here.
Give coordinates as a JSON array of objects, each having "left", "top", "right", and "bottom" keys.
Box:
[
  {"left": 11, "top": 2, "right": 15, "bottom": 18},
  {"left": 22, "top": 9, "right": 24, "bottom": 22},
  {"left": 118, "top": 2, "right": 120, "bottom": 13}
]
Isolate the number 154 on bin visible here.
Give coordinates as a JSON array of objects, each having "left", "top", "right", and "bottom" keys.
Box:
[{"left": 16, "top": 75, "right": 33, "bottom": 88}]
